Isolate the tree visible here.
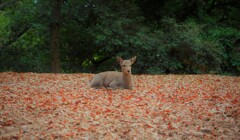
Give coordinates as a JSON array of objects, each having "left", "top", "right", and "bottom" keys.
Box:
[
  {"left": 0, "top": 0, "right": 240, "bottom": 75},
  {"left": 50, "top": 0, "right": 64, "bottom": 73}
]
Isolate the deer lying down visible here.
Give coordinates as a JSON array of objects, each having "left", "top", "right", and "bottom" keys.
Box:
[{"left": 89, "top": 56, "right": 136, "bottom": 90}]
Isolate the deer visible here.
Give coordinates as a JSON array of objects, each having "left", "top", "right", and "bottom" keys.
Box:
[{"left": 89, "top": 56, "right": 137, "bottom": 90}]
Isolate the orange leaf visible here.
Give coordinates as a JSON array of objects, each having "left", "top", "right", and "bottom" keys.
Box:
[
  {"left": 62, "top": 97, "right": 67, "bottom": 102},
  {"left": 125, "top": 95, "right": 133, "bottom": 100}
]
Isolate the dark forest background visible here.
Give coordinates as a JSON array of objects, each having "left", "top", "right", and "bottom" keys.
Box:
[{"left": 0, "top": 0, "right": 240, "bottom": 75}]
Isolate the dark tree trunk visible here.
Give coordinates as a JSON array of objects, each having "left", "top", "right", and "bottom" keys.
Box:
[{"left": 50, "top": 0, "right": 63, "bottom": 73}]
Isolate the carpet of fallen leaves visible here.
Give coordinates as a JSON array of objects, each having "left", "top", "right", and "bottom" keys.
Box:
[{"left": 0, "top": 72, "right": 239, "bottom": 139}]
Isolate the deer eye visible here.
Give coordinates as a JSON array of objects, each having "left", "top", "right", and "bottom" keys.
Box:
[{"left": 123, "top": 65, "right": 126, "bottom": 67}]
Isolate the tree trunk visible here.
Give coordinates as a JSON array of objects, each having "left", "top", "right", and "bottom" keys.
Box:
[{"left": 50, "top": 0, "right": 63, "bottom": 73}]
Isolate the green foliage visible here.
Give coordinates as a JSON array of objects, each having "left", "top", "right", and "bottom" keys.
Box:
[
  {"left": 160, "top": 18, "right": 223, "bottom": 74},
  {"left": 0, "top": 28, "right": 50, "bottom": 72},
  {"left": 0, "top": 0, "right": 50, "bottom": 72},
  {"left": 59, "top": 0, "right": 145, "bottom": 72},
  {"left": 203, "top": 25, "right": 240, "bottom": 74},
  {"left": 0, "top": 0, "right": 240, "bottom": 75},
  {"left": 0, "top": 12, "right": 10, "bottom": 47}
]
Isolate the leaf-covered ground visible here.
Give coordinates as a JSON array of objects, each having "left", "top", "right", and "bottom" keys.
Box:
[{"left": 0, "top": 72, "right": 239, "bottom": 139}]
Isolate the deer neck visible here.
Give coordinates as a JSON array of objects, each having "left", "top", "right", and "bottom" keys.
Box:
[{"left": 123, "top": 73, "right": 133, "bottom": 89}]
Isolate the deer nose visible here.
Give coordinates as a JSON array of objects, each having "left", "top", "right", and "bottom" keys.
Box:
[{"left": 127, "top": 70, "right": 130, "bottom": 72}]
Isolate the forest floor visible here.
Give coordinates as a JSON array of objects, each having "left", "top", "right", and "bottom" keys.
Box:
[{"left": 0, "top": 72, "right": 239, "bottom": 139}]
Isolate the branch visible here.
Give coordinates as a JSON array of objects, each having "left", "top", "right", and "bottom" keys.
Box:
[
  {"left": 0, "top": 0, "right": 19, "bottom": 11},
  {"left": 92, "top": 56, "right": 112, "bottom": 66},
  {"left": 2, "top": 24, "right": 31, "bottom": 48}
]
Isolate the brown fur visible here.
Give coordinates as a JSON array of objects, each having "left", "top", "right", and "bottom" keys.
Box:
[{"left": 89, "top": 56, "right": 136, "bottom": 89}]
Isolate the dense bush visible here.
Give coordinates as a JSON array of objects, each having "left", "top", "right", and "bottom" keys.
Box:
[{"left": 203, "top": 25, "right": 240, "bottom": 75}]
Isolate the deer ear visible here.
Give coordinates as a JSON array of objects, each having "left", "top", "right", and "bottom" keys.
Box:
[
  {"left": 130, "top": 56, "right": 137, "bottom": 64},
  {"left": 116, "top": 56, "right": 123, "bottom": 64}
]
